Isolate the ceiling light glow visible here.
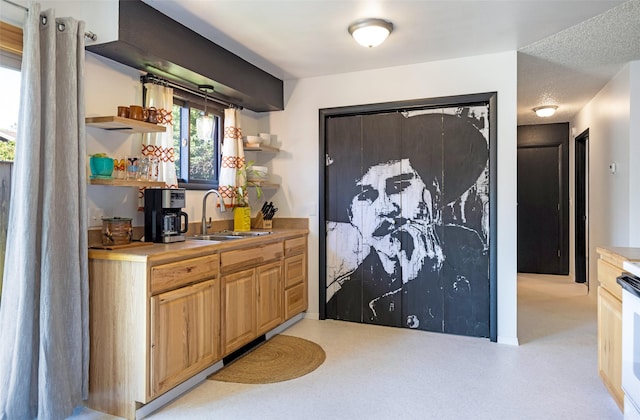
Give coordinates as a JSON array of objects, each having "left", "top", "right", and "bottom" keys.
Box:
[
  {"left": 348, "top": 18, "right": 394, "bottom": 48},
  {"left": 533, "top": 105, "right": 558, "bottom": 118}
]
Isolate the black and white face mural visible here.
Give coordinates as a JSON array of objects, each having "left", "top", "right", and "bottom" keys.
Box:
[{"left": 325, "top": 105, "right": 490, "bottom": 337}]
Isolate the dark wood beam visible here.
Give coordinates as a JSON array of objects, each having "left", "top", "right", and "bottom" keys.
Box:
[{"left": 86, "top": 0, "right": 283, "bottom": 112}]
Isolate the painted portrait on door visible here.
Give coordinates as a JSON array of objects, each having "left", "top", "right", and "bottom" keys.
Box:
[{"left": 325, "top": 105, "right": 490, "bottom": 337}]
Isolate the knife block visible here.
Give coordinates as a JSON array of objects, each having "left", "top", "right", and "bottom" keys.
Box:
[{"left": 252, "top": 212, "right": 272, "bottom": 229}]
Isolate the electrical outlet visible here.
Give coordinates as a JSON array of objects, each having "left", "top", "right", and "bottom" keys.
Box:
[{"left": 89, "top": 208, "right": 105, "bottom": 227}]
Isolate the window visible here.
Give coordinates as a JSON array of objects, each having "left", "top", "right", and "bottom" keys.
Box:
[
  {"left": 0, "top": 66, "right": 19, "bottom": 162},
  {"left": 0, "top": 22, "right": 22, "bottom": 163},
  {"left": 172, "top": 96, "right": 224, "bottom": 189},
  {"left": 0, "top": 22, "right": 22, "bottom": 162}
]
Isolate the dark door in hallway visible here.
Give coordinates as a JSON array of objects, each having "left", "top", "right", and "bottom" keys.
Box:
[
  {"left": 517, "top": 123, "right": 569, "bottom": 275},
  {"left": 575, "top": 130, "right": 589, "bottom": 284}
]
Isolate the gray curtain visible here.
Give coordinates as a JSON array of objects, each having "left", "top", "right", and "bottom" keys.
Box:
[{"left": 0, "top": 4, "right": 89, "bottom": 419}]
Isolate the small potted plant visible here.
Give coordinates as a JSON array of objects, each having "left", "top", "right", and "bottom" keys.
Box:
[{"left": 229, "top": 161, "right": 263, "bottom": 231}]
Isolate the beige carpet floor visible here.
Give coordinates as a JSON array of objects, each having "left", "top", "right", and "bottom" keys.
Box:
[{"left": 75, "top": 273, "right": 622, "bottom": 419}]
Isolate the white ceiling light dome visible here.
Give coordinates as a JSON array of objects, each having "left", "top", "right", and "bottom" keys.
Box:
[
  {"left": 533, "top": 105, "right": 558, "bottom": 118},
  {"left": 348, "top": 18, "right": 394, "bottom": 48}
]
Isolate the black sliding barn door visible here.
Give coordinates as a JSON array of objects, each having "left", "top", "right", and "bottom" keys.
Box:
[{"left": 324, "top": 106, "right": 490, "bottom": 338}]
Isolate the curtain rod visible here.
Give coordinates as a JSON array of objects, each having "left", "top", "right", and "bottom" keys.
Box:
[
  {"left": 141, "top": 73, "right": 242, "bottom": 110},
  {"left": 2, "top": 0, "right": 98, "bottom": 41}
]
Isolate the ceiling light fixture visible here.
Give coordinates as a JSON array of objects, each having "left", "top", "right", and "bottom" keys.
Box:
[
  {"left": 348, "top": 18, "right": 394, "bottom": 48},
  {"left": 196, "top": 85, "right": 214, "bottom": 140},
  {"left": 533, "top": 105, "right": 558, "bottom": 118}
]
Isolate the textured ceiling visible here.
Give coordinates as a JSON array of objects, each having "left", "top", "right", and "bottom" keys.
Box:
[
  {"left": 141, "top": 0, "right": 639, "bottom": 124},
  {"left": 518, "top": 0, "right": 640, "bottom": 125}
]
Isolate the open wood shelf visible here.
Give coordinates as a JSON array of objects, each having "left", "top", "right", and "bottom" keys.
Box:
[
  {"left": 85, "top": 116, "right": 166, "bottom": 133},
  {"left": 248, "top": 181, "right": 279, "bottom": 189},
  {"left": 244, "top": 144, "right": 279, "bottom": 152},
  {"left": 89, "top": 178, "right": 165, "bottom": 188}
]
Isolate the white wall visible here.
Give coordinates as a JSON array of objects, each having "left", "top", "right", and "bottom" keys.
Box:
[
  {"left": 571, "top": 63, "right": 633, "bottom": 282},
  {"left": 261, "top": 51, "right": 519, "bottom": 344},
  {"left": 628, "top": 61, "right": 640, "bottom": 245}
]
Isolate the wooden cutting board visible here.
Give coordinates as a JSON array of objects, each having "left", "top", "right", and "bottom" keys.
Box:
[{"left": 89, "top": 241, "right": 154, "bottom": 250}]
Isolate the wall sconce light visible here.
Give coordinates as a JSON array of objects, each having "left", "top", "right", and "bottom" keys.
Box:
[
  {"left": 196, "top": 85, "right": 214, "bottom": 140},
  {"left": 348, "top": 18, "right": 394, "bottom": 48},
  {"left": 533, "top": 105, "right": 558, "bottom": 118}
]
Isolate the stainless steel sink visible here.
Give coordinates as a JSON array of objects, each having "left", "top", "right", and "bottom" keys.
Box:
[
  {"left": 188, "top": 230, "right": 272, "bottom": 241},
  {"left": 188, "top": 234, "right": 243, "bottom": 241},
  {"left": 215, "top": 230, "right": 273, "bottom": 237}
]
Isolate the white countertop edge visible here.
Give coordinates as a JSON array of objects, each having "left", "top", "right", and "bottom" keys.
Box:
[{"left": 623, "top": 261, "right": 640, "bottom": 277}]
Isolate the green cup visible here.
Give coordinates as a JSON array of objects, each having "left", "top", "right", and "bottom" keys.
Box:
[{"left": 90, "top": 156, "right": 114, "bottom": 178}]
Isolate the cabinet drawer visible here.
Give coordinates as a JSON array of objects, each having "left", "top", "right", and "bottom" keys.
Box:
[
  {"left": 284, "top": 282, "right": 307, "bottom": 321},
  {"left": 221, "top": 241, "right": 283, "bottom": 273},
  {"left": 284, "top": 254, "right": 305, "bottom": 288},
  {"left": 284, "top": 236, "right": 306, "bottom": 256},
  {"left": 597, "top": 258, "right": 623, "bottom": 300},
  {"left": 151, "top": 254, "right": 219, "bottom": 295}
]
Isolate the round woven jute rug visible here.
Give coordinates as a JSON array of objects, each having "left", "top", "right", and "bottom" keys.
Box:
[{"left": 208, "top": 334, "right": 326, "bottom": 384}]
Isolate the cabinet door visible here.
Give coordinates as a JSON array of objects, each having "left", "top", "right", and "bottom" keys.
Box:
[
  {"left": 257, "top": 261, "right": 283, "bottom": 335},
  {"left": 150, "top": 279, "right": 219, "bottom": 397},
  {"left": 597, "top": 286, "right": 624, "bottom": 410},
  {"left": 222, "top": 268, "right": 257, "bottom": 355}
]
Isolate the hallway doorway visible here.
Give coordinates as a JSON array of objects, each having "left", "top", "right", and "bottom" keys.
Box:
[
  {"left": 575, "top": 129, "right": 589, "bottom": 286},
  {"left": 516, "top": 123, "right": 569, "bottom": 275}
]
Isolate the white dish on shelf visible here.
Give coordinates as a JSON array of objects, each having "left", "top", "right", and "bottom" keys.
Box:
[
  {"left": 259, "top": 133, "right": 272, "bottom": 145},
  {"left": 247, "top": 165, "right": 268, "bottom": 181},
  {"left": 246, "top": 135, "right": 262, "bottom": 145}
]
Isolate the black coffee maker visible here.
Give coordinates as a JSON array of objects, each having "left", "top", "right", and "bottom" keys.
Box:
[{"left": 144, "top": 188, "right": 189, "bottom": 243}]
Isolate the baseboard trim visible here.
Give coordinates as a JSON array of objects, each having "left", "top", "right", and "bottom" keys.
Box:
[
  {"left": 136, "top": 359, "right": 223, "bottom": 420},
  {"left": 266, "top": 313, "right": 304, "bottom": 339},
  {"left": 498, "top": 336, "right": 520, "bottom": 346}
]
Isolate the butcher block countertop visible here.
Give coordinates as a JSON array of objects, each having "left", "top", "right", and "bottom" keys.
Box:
[{"left": 88, "top": 227, "right": 309, "bottom": 265}]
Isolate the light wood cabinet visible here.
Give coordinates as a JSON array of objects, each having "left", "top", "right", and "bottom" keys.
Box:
[
  {"left": 595, "top": 247, "right": 640, "bottom": 411},
  {"left": 222, "top": 268, "right": 257, "bottom": 354},
  {"left": 597, "top": 285, "right": 623, "bottom": 408},
  {"left": 220, "top": 241, "right": 283, "bottom": 354},
  {"left": 87, "top": 252, "right": 219, "bottom": 419},
  {"left": 88, "top": 230, "right": 307, "bottom": 419},
  {"left": 257, "top": 261, "right": 283, "bottom": 335},
  {"left": 283, "top": 236, "right": 308, "bottom": 320},
  {"left": 88, "top": 259, "right": 148, "bottom": 419},
  {"left": 151, "top": 279, "right": 219, "bottom": 396}
]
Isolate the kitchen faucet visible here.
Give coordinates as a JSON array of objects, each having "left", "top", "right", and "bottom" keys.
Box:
[{"left": 201, "top": 189, "right": 226, "bottom": 234}]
